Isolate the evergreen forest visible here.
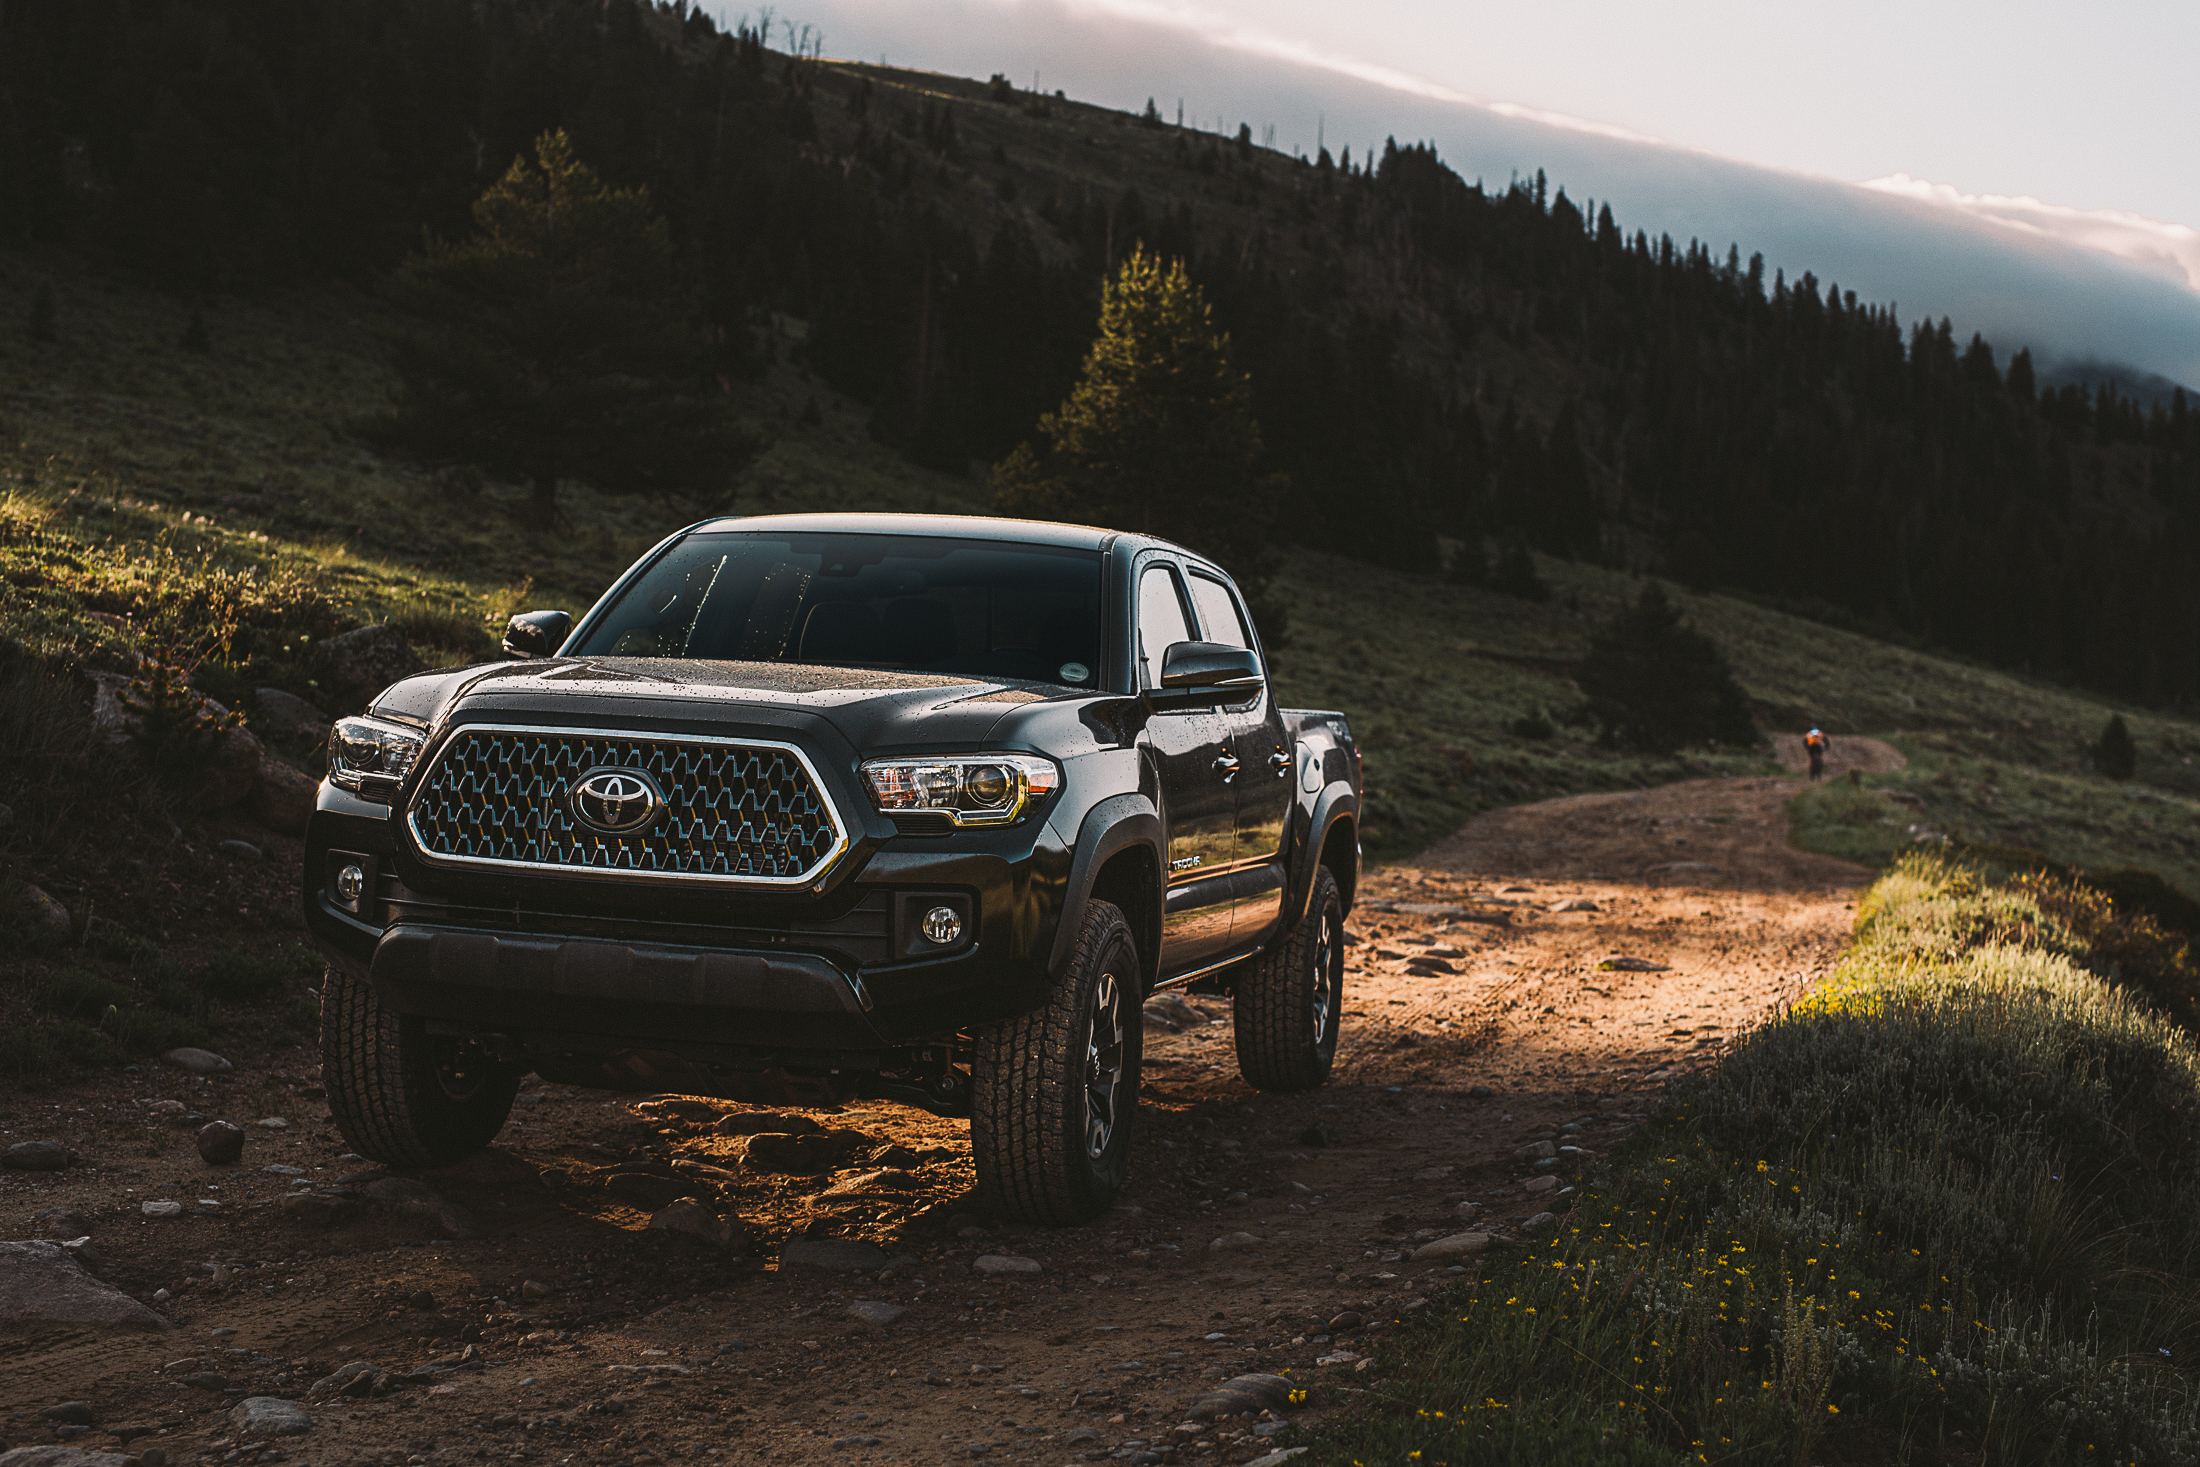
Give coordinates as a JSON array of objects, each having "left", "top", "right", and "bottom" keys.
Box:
[{"left": 5, "top": 0, "right": 2197, "bottom": 705}]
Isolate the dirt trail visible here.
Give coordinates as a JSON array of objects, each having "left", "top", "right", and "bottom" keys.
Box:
[{"left": 0, "top": 749, "right": 1892, "bottom": 1466}]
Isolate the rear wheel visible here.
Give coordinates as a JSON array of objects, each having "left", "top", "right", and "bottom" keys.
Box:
[
  {"left": 971, "top": 899, "right": 1142, "bottom": 1224},
  {"left": 1234, "top": 866, "right": 1344, "bottom": 1092},
  {"left": 320, "top": 968, "right": 521, "bottom": 1169}
]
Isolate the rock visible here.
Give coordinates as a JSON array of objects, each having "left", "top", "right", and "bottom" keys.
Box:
[
  {"left": 1326, "top": 1311, "right": 1364, "bottom": 1331},
  {"left": 52, "top": 1237, "right": 101, "bottom": 1273},
  {"left": 733, "top": 1129, "right": 875, "bottom": 1173},
  {"left": 1512, "top": 1140, "right": 1557, "bottom": 1162},
  {"left": 162, "top": 1048, "right": 231, "bottom": 1074},
  {"left": 1411, "top": 1232, "right": 1492, "bottom": 1261},
  {"left": 229, "top": 1398, "right": 311, "bottom": 1437},
  {"left": 3, "top": 1140, "right": 73, "bottom": 1171},
  {"left": 22, "top": 885, "right": 71, "bottom": 936},
  {"left": 822, "top": 1168, "right": 923, "bottom": 1195},
  {"left": 0, "top": 1242, "right": 169, "bottom": 1331},
  {"left": 307, "top": 1362, "right": 391, "bottom": 1402},
  {"left": 255, "top": 1117, "right": 288, "bottom": 1129},
  {"left": 1469, "top": 1084, "right": 1494, "bottom": 1099},
  {"left": 360, "top": 1177, "right": 473, "bottom": 1236},
  {"left": 246, "top": 759, "right": 316, "bottom": 837},
  {"left": 34, "top": 1207, "right": 92, "bottom": 1238},
  {"left": 85, "top": 672, "right": 263, "bottom": 809},
  {"left": 1550, "top": 897, "right": 1598, "bottom": 913},
  {"left": 972, "top": 1254, "right": 1042, "bottom": 1275},
  {"left": 1297, "top": 1122, "right": 1333, "bottom": 1148},
  {"left": 780, "top": 1237, "right": 888, "bottom": 1274},
  {"left": 196, "top": 1121, "right": 245, "bottom": 1165},
  {"left": 178, "top": 1374, "right": 229, "bottom": 1393},
  {"left": 710, "top": 1109, "right": 826, "bottom": 1138},
  {"left": 216, "top": 840, "right": 262, "bottom": 862},
  {"left": 1411, "top": 1164, "right": 1454, "bottom": 1182},
  {"left": 845, "top": 1300, "right": 907, "bottom": 1328},
  {"left": 253, "top": 688, "right": 331, "bottom": 748},
  {"left": 1207, "top": 1233, "right": 1259, "bottom": 1254},
  {"left": 1597, "top": 957, "right": 1672, "bottom": 972},
  {"left": 602, "top": 1172, "right": 695, "bottom": 1210},
  {"left": 40, "top": 1404, "right": 94, "bottom": 1427},
  {"left": 278, "top": 1193, "right": 355, "bottom": 1226},
  {"left": 139, "top": 1201, "right": 183, "bottom": 1219},
  {"left": 647, "top": 1199, "right": 747, "bottom": 1248},
  {"left": 0, "top": 1449, "right": 140, "bottom": 1467},
  {"left": 1246, "top": 1449, "right": 1310, "bottom": 1467},
  {"left": 1140, "top": 1005, "right": 1180, "bottom": 1032},
  {"left": 1186, "top": 1373, "right": 1298, "bottom": 1422},
  {"left": 1524, "top": 1175, "right": 1560, "bottom": 1195},
  {"left": 1452, "top": 1201, "right": 1482, "bottom": 1219},
  {"left": 1521, "top": 1212, "right": 1557, "bottom": 1234},
  {"left": 314, "top": 625, "right": 426, "bottom": 713}
]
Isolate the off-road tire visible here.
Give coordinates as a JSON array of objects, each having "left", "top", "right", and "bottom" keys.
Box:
[
  {"left": 971, "top": 899, "right": 1142, "bottom": 1224},
  {"left": 1234, "top": 865, "right": 1344, "bottom": 1092},
  {"left": 320, "top": 967, "right": 521, "bottom": 1169}
]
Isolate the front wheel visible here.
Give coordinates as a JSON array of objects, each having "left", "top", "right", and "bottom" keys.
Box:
[
  {"left": 1234, "top": 866, "right": 1344, "bottom": 1092},
  {"left": 971, "top": 899, "right": 1142, "bottom": 1224},
  {"left": 321, "top": 968, "right": 521, "bottom": 1170}
]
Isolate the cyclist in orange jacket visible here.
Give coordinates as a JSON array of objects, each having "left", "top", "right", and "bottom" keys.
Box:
[{"left": 1804, "top": 726, "right": 1828, "bottom": 780}]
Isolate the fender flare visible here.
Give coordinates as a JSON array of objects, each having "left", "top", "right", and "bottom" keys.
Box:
[
  {"left": 1286, "top": 785, "right": 1360, "bottom": 927},
  {"left": 1046, "top": 793, "right": 1164, "bottom": 981}
]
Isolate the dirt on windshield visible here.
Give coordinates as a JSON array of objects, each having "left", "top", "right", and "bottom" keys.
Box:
[{"left": 0, "top": 740, "right": 1895, "bottom": 1465}]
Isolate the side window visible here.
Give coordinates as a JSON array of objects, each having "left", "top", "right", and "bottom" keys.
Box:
[
  {"left": 1136, "top": 565, "right": 1193, "bottom": 688},
  {"left": 1188, "top": 574, "right": 1254, "bottom": 658}
]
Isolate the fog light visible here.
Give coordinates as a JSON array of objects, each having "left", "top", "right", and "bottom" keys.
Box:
[
  {"left": 335, "top": 864, "right": 367, "bottom": 904},
  {"left": 921, "top": 905, "right": 964, "bottom": 946}
]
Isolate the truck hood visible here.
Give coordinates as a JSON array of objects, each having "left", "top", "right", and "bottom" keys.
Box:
[{"left": 370, "top": 657, "right": 1060, "bottom": 751}]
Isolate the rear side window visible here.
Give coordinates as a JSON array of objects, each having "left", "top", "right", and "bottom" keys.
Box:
[{"left": 1188, "top": 573, "right": 1253, "bottom": 656}]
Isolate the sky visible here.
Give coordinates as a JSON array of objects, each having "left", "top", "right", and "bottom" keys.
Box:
[{"left": 725, "top": 0, "right": 2200, "bottom": 387}]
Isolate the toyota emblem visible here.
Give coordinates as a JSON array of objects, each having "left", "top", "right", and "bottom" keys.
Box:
[{"left": 569, "top": 768, "right": 664, "bottom": 836}]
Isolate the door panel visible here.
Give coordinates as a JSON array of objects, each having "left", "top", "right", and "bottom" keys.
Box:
[
  {"left": 1187, "top": 569, "right": 1294, "bottom": 953},
  {"left": 1142, "top": 563, "right": 1239, "bottom": 974}
]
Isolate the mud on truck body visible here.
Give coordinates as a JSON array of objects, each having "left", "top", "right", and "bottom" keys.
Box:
[{"left": 303, "top": 513, "right": 1361, "bottom": 1223}]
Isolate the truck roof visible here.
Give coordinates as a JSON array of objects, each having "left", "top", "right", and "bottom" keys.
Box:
[{"left": 690, "top": 512, "right": 1226, "bottom": 566}]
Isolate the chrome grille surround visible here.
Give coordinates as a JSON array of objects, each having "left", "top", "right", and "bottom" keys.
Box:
[{"left": 406, "top": 724, "right": 848, "bottom": 888}]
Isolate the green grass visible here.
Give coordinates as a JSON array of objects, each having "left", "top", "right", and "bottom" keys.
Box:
[{"left": 1315, "top": 854, "right": 2200, "bottom": 1465}]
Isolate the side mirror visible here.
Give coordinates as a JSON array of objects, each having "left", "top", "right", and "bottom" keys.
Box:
[
  {"left": 502, "top": 610, "right": 573, "bottom": 660},
  {"left": 1149, "top": 641, "right": 1262, "bottom": 705}
]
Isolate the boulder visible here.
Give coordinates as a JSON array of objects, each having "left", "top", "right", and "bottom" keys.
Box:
[
  {"left": 711, "top": 1109, "right": 826, "bottom": 1138},
  {"left": 229, "top": 1398, "right": 310, "bottom": 1437},
  {"left": 1411, "top": 1231, "right": 1492, "bottom": 1261},
  {"left": 313, "top": 625, "right": 425, "bottom": 713},
  {"left": 733, "top": 1130, "right": 875, "bottom": 1174},
  {"left": 162, "top": 1048, "right": 232, "bottom": 1074},
  {"left": 246, "top": 758, "right": 316, "bottom": 837},
  {"left": 196, "top": 1121, "right": 245, "bottom": 1165},
  {"left": 86, "top": 672, "right": 262, "bottom": 809},
  {"left": 0, "top": 1242, "right": 169, "bottom": 1331},
  {"left": 1186, "top": 1373, "right": 1298, "bottom": 1422},
  {"left": 21, "top": 886, "right": 70, "bottom": 937},
  {"left": 252, "top": 687, "right": 331, "bottom": 748},
  {"left": 646, "top": 1199, "right": 748, "bottom": 1249},
  {"left": 2, "top": 1140, "right": 73, "bottom": 1172}
]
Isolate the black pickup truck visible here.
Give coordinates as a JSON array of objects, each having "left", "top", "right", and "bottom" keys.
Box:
[{"left": 303, "top": 514, "right": 1361, "bottom": 1223}]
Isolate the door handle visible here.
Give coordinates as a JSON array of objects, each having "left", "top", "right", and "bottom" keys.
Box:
[
  {"left": 1268, "top": 750, "right": 1292, "bottom": 776},
  {"left": 1213, "top": 754, "right": 1241, "bottom": 782}
]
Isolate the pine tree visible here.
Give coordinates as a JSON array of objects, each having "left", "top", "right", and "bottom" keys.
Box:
[
  {"left": 2093, "top": 714, "right": 2137, "bottom": 780},
  {"left": 1575, "top": 583, "right": 1757, "bottom": 752},
  {"left": 992, "top": 247, "right": 1276, "bottom": 604},
  {"left": 362, "top": 131, "right": 761, "bottom": 515}
]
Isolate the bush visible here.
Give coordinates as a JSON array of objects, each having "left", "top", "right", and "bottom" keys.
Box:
[
  {"left": 1575, "top": 582, "right": 1757, "bottom": 752},
  {"left": 1507, "top": 709, "right": 1554, "bottom": 741},
  {"left": 2095, "top": 713, "right": 2138, "bottom": 780},
  {"left": 1488, "top": 539, "right": 1547, "bottom": 601}
]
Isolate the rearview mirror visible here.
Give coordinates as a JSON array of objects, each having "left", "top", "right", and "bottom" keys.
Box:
[
  {"left": 1151, "top": 640, "right": 1262, "bottom": 703},
  {"left": 502, "top": 610, "right": 573, "bottom": 660}
]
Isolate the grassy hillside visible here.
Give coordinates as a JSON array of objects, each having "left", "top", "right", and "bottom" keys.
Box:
[{"left": 5, "top": 246, "right": 2198, "bottom": 887}]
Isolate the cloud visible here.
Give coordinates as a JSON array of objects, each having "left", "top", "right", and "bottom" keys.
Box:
[{"left": 781, "top": 0, "right": 2200, "bottom": 387}]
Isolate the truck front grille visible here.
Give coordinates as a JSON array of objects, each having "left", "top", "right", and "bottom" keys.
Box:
[{"left": 407, "top": 726, "right": 847, "bottom": 887}]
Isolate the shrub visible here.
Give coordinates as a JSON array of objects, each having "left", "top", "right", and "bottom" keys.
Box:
[
  {"left": 2094, "top": 713, "right": 2138, "bottom": 779},
  {"left": 1575, "top": 582, "right": 1757, "bottom": 752},
  {"left": 1507, "top": 709, "right": 1554, "bottom": 741},
  {"left": 1489, "top": 539, "right": 1547, "bottom": 602}
]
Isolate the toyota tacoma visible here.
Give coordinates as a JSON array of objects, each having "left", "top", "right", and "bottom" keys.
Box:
[{"left": 304, "top": 513, "right": 1361, "bottom": 1223}]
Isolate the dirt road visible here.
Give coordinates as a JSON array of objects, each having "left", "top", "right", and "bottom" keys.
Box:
[{"left": 0, "top": 743, "right": 1892, "bottom": 1464}]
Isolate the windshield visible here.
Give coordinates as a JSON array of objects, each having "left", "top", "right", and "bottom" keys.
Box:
[{"left": 570, "top": 532, "right": 1105, "bottom": 688}]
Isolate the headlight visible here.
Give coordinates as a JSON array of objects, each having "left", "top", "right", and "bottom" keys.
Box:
[
  {"left": 328, "top": 716, "right": 425, "bottom": 801},
  {"left": 861, "top": 754, "right": 1060, "bottom": 827}
]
